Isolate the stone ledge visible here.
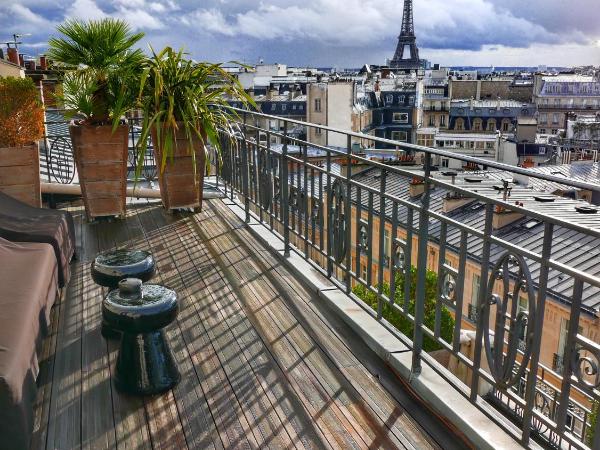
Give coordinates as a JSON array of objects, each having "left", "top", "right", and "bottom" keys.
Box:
[{"left": 219, "top": 197, "right": 535, "bottom": 450}]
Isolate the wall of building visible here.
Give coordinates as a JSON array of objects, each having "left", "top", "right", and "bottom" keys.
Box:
[
  {"left": 450, "top": 79, "right": 533, "bottom": 102},
  {"left": 0, "top": 59, "right": 25, "bottom": 78},
  {"left": 307, "top": 84, "right": 327, "bottom": 147},
  {"left": 327, "top": 82, "right": 355, "bottom": 148}
]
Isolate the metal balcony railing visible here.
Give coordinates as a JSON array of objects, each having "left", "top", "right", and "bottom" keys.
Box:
[
  {"left": 41, "top": 106, "right": 600, "bottom": 449},
  {"left": 216, "top": 107, "right": 600, "bottom": 450},
  {"left": 41, "top": 109, "right": 157, "bottom": 185}
]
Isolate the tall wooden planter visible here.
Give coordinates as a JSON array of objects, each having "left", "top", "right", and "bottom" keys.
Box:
[
  {"left": 69, "top": 124, "right": 128, "bottom": 220},
  {"left": 0, "top": 143, "right": 41, "bottom": 207},
  {"left": 152, "top": 125, "right": 206, "bottom": 212}
]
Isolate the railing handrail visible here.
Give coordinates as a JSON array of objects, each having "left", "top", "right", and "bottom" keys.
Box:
[{"left": 227, "top": 106, "right": 600, "bottom": 193}]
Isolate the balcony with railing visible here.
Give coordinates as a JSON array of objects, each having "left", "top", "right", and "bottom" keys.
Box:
[{"left": 35, "top": 107, "right": 600, "bottom": 450}]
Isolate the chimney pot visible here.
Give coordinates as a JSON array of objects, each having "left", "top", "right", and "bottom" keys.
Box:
[{"left": 7, "top": 48, "right": 19, "bottom": 65}]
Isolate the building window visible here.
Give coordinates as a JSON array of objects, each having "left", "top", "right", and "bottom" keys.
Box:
[
  {"left": 539, "top": 113, "right": 548, "bottom": 124},
  {"left": 360, "top": 263, "right": 368, "bottom": 280},
  {"left": 429, "top": 116, "right": 436, "bottom": 127},
  {"left": 551, "top": 129, "right": 558, "bottom": 135},
  {"left": 271, "top": 104, "right": 276, "bottom": 111},
  {"left": 552, "top": 113, "right": 559, "bottom": 124},
  {"left": 440, "top": 115, "right": 446, "bottom": 127},
  {"left": 455, "top": 118, "right": 465, "bottom": 131},
  {"left": 540, "top": 128, "right": 547, "bottom": 134},
  {"left": 517, "top": 297, "right": 528, "bottom": 341},
  {"left": 473, "top": 118, "right": 483, "bottom": 131},
  {"left": 399, "top": 95, "right": 405, "bottom": 104},
  {"left": 391, "top": 131, "right": 408, "bottom": 142},
  {"left": 408, "top": 96, "right": 415, "bottom": 105},
  {"left": 557, "top": 319, "right": 583, "bottom": 359},
  {"left": 486, "top": 142, "right": 494, "bottom": 150},
  {"left": 386, "top": 94, "right": 394, "bottom": 104},
  {"left": 281, "top": 104, "right": 286, "bottom": 111},
  {"left": 383, "top": 229, "right": 391, "bottom": 259},
  {"left": 501, "top": 119, "right": 511, "bottom": 132},
  {"left": 539, "top": 146, "right": 546, "bottom": 155},
  {"left": 314, "top": 98, "right": 321, "bottom": 112},
  {"left": 442, "top": 158, "right": 449, "bottom": 168},
  {"left": 393, "top": 112, "right": 409, "bottom": 123},
  {"left": 487, "top": 119, "right": 497, "bottom": 131},
  {"left": 315, "top": 125, "right": 322, "bottom": 136}
]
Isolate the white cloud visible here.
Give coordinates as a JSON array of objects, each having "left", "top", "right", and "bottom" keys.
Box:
[
  {"left": 67, "top": 0, "right": 107, "bottom": 20},
  {"left": 181, "top": 8, "right": 235, "bottom": 35}
]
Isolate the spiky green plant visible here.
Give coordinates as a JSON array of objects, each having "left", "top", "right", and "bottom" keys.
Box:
[
  {"left": 135, "top": 46, "right": 255, "bottom": 175},
  {"left": 47, "top": 18, "right": 144, "bottom": 126}
]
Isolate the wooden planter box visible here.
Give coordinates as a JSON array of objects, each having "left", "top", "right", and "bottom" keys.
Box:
[
  {"left": 152, "top": 125, "right": 206, "bottom": 212},
  {"left": 0, "top": 143, "right": 41, "bottom": 207},
  {"left": 69, "top": 124, "right": 128, "bottom": 220}
]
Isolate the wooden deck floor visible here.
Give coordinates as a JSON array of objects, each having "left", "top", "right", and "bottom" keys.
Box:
[{"left": 31, "top": 198, "right": 465, "bottom": 450}]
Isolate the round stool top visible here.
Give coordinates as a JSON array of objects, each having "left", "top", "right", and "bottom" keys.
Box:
[
  {"left": 92, "top": 249, "right": 155, "bottom": 288},
  {"left": 103, "top": 278, "right": 178, "bottom": 333}
]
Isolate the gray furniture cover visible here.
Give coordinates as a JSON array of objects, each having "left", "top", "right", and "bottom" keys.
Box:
[
  {"left": 0, "top": 191, "right": 75, "bottom": 287},
  {"left": 0, "top": 238, "right": 58, "bottom": 449}
]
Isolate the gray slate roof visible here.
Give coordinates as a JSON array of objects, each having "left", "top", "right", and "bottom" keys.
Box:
[{"left": 350, "top": 167, "right": 600, "bottom": 314}]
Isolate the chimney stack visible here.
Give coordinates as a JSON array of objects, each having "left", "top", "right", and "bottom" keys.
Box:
[
  {"left": 40, "top": 55, "right": 47, "bottom": 70},
  {"left": 18, "top": 53, "right": 25, "bottom": 67},
  {"left": 7, "top": 48, "right": 19, "bottom": 65}
]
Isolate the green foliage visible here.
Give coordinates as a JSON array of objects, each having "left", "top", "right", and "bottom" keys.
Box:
[
  {"left": 135, "top": 46, "right": 255, "bottom": 175},
  {"left": 587, "top": 400, "right": 599, "bottom": 447},
  {"left": 352, "top": 266, "right": 455, "bottom": 352},
  {"left": 47, "top": 18, "right": 144, "bottom": 125},
  {"left": 0, "top": 76, "right": 45, "bottom": 147}
]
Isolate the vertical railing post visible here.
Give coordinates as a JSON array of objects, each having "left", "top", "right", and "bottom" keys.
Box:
[
  {"left": 377, "top": 168, "right": 387, "bottom": 319},
  {"left": 344, "top": 135, "right": 352, "bottom": 294},
  {"left": 412, "top": 152, "right": 432, "bottom": 375},
  {"left": 241, "top": 112, "right": 250, "bottom": 223},
  {"left": 521, "top": 222, "right": 553, "bottom": 445},
  {"left": 470, "top": 202, "right": 494, "bottom": 401},
  {"left": 282, "top": 120, "right": 290, "bottom": 257}
]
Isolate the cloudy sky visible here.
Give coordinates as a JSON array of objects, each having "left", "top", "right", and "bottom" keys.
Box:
[{"left": 1, "top": 0, "right": 599, "bottom": 68}]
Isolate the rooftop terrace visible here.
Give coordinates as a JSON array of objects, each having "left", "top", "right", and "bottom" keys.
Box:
[
  {"left": 31, "top": 106, "right": 600, "bottom": 449},
  {"left": 31, "top": 198, "right": 460, "bottom": 450}
]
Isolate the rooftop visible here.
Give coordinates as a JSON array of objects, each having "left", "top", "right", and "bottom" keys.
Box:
[
  {"left": 541, "top": 75, "right": 597, "bottom": 83},
  {"left": 351, "top": 168, "right": 600, "bottom": 312}
]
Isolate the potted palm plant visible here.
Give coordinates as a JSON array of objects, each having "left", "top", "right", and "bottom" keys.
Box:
[
  {"left": 136, "top": 47, "right": 254, "bottom": 212},
  {"left": 0, "top": 76, "right": 45, "bottom": 206},
  {"left": 48, "top": 19, "right": 144, "bottom": 220}
]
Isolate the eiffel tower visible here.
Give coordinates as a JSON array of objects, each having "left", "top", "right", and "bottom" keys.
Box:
[{"left": 390, "top": 0, "right": 421, "bottom": 71}]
